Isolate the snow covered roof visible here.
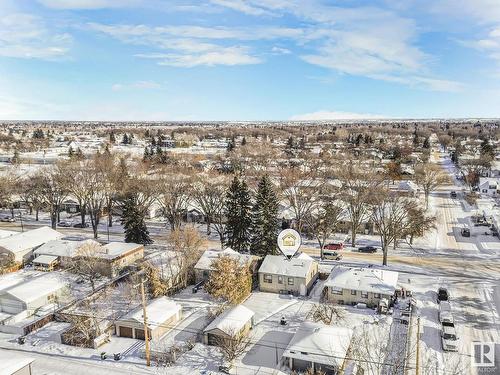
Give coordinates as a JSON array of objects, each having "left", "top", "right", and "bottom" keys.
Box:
[
  {"left": 33, "top": 254, "right": 58, "bottom": 265},
  {"left": 204, "top": 305, "right": 254, "bottom": 336},
  {"left": 258, "top": 255, "right": 316, "bottom": 278},
  {"left": 0, "top": 226, "right": 63, "bottom": 254},
  {"left": 194, "top": 248, "right": 255, "bottom": 271},
  {"left": 283, "top": 321, "right": 353, "bottom": 368},
  {"left": 0, "top": 351, "right": 34, "bottom": 375},
  {"left": 119, "top": 297, "right": 181, "bottom": 330},
  {"left": 0, "top": 274, "right": 66, "bottom": 303},
  {"left": 325, "top": 266, "right": 399, "bottom": 295},
  {"left": 0, "top": 229, "right": 17, "bottom": 240},
  {"left": 34, "top": 239, "right": 99, "bottom": 258},
  {"left": 100, "top": 242, "right": 143, "bottom": 259}
]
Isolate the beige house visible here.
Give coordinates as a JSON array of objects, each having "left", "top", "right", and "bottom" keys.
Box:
[
  {"left": 203, "top": 305, "right": 254, "bottom": 346},
  {"left": 324, "top": 266, "right": 399, "bottom": 307},
  {"left": 33, "top": 240, "right": 144, "bottom": 277},
  {"left": 194, "top": 248, "right": 258, "bottom": 283},
  {"left": 258, "top": 253, "right": 318, "bottom": 296},
  {"left": 115, "top": 297, "right": 182, "bottom": 341},
  {"left": 0, "top": 227, "right": 63, "bottom": 264}
]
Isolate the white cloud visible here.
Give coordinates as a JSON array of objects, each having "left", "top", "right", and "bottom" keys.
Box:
[
  {"left": 290, "top": 110, "right": 386, "bottom": 121},
  {"left": 210, "top": 0, "right": 274, "bottom": 16},
  {"left": 136, "top": 47, "right": 261, "bottom": 67},
  {"left": 0, "top": 13, "right": 72, "bottom": 59},
  {"left": 271, "top": 46, "right": 291, "bottom": 54},
  {"left": 37, "top": 0, "right": 141, "bottom": 9}
]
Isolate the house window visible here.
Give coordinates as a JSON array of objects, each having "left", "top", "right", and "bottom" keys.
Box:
[
  {"left": 331, "top": 287, "right": 343, "bottom": 295},
  {"left": 288, "top": 277, "right": 294, "bottom": 286},
  {"left": 361, "top": 291, "right": 368, "bottom": 298},
  {"left": 374, "top": 293, "right": 381, "bottom": 298},
  {"left": 278, "top": 276, "right": 283, "bottom": 284},
  {"left": 351, "top": 290, "right": 357, "bottom": 296},
  {"left": 264, "top": 274, "right": 272, "bottom": 283}
]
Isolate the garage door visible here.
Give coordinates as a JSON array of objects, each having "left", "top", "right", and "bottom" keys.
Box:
[
  {"left": 135, "top": 329, "right": 145, "bottom": 340},
  {"left": 119, "top": 326, "right": 133, "bottom": 338}
]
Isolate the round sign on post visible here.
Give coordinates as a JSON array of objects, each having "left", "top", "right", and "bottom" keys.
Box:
[{"left": 277, "top": 229, "right": 301, "bottom": 259}]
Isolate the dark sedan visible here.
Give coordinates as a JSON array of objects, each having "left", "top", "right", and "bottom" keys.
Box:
[{"left": 358, "top": 246, "right": 377, "bottom": 253}]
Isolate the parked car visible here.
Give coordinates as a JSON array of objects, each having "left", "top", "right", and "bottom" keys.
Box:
[
  {"left": 58, "top": 221, "right": 72, "bottom": 227},
  {"left": 324, "top": 242, "right": 344, "bottom": 251},
  {"left": 358, "top": 246, "right": 377, "bottom": 253},
  {"left": 437, "top": 287, "right": 449, "bottom": 302},
  {"left": 441, "top": 323, "right": 459, "bottom": 352},
  {"left": 73, "top": 222, "right": 89, "bottom": 228},
  {"left": 439, "top": 301, "right": 454, "bottom": 324},
  {"left": 450, "top": 191, "right": 457, "bottom": 198},
  {"left": 460, "top": 228, "right": 470, "bottom": 237},
  {"left": 0, "top": 216, "right": 15, "bottom": 223},
  {"left": 323, "top": 250, "right": 343, "bottom": 261}
]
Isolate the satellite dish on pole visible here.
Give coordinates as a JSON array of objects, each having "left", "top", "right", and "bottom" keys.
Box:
[{"left": 277, "top": 229, "right": 301, "bottom": 259}]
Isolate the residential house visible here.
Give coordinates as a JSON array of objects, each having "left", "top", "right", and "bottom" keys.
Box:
[
  {"left": 203, "top": 305, "right": 254, "bottom": 346},
  {"left": 33, "top": 240, "right": 144, "bottom": 277},
  {"left": 33, "top": 239, "right": 100, "bottom": 268},
  {"left": 115, "top": 297, "right": 182, "bottom": 341},
  {"left": 0, "top": 274, "right": 68, "bottom": 315},
  {"left": 283, "top": 321, "right": 353, "bottom": 374},
  {"left": 478, "top": 177, "right": 499, "bottom": 197},
  {"left": 258, "top": 254, "right": 318, "bottom": 296},
  {"left": 324, "top": 266, "right": 399, "bottom": 307},
  {"left": 194, "top": 248, "right": 258, "bottom": 283},
  {"left": 0, "top": 227, "right": 64, "bottom": 264}
]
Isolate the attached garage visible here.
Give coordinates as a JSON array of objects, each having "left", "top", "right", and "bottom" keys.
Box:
[{"left": 115, "top": 297, "right": 182, "bottom": 341}]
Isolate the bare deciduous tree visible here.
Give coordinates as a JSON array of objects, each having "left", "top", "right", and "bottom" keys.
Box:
[
  {"left": 36, "top": 165, "right": 70, "bottom": 229},
  {"left": 414, "top": 163, "right": 449, "bottom": 209},
  {"left": 67, "top": 241, "right": 104, "bottom": 292},
  {"left": 213, "top": 327, "right": 253, "bottom": 366},
  {"left": 191, "top": 173, "right": 228, "bottom": 244},
  {"left": 157, "top": 171, "right": 192, "bottom": 230},
  {"left": 168, "top": 225, "right": 204, "bottom": 288}
]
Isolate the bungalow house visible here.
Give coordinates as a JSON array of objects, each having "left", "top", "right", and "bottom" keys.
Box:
[
  {"left": 0, "top": 352, "right": 35, "bottom": 375},
  {"left": 203, "top": 305, "right": 254, "bottom": 346},
  {"left": 194, "top": 248, "right": 258, "bottom": 283},
  {"left": 33, "top": 239, "right": 100, "bottom": 268},
  {"left": 0, "top": 274, "right": 68, "bottom": 315},
  {"left": 324, "top": 266, "right": 399, "bottom": 307},
  {"left": 0, "top": 227, "right": 63, "bottom": 264},
  {"left": 258, "top": 254, "right": 318, "bottom": 296},
  {"left": 115, "top": 297, "right": 182, "bottom": 341},
  {"left": 283, "top": 321, "right": 353, "bottom": 374},
  {"left": 98, "top": 242, "right": 144, "bottom": 277},
  {"left": 33, "top": 240, "right": 144, "bottom": 277}
]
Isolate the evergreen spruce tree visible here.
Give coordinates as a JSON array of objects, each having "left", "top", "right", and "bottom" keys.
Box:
[
  {"left": 422, "top": 136, "right": 430, "bottom": 149},
  {"left": 68, "top": 146, "right": 74, "bottom": 158},
  {"left": 224, "top": 176, "right": 252, "bottom": 252},
  {"left": 109, "top": 131, "right": 116, "bottom": 144},
  {"left": 121, "top": 133, "right": 129, "bottom": 144},
  {"left": 250, "top": 175, "right": 279, "bottom": 256},
  {"left": 121, "top": 194, "right": 153, "bottom": 245}
]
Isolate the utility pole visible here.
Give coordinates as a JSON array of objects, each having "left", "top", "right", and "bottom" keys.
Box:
[
  {"left": 140, "top": 278, "right": 151, "bottom": 366},
  {"left": 416, "top": 316, "right": 420, "bottom": 375}
]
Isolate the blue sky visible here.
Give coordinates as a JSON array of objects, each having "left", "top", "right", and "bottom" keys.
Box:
[{"left": 1, "top": 0, "right": 500, "bottom": 121}]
